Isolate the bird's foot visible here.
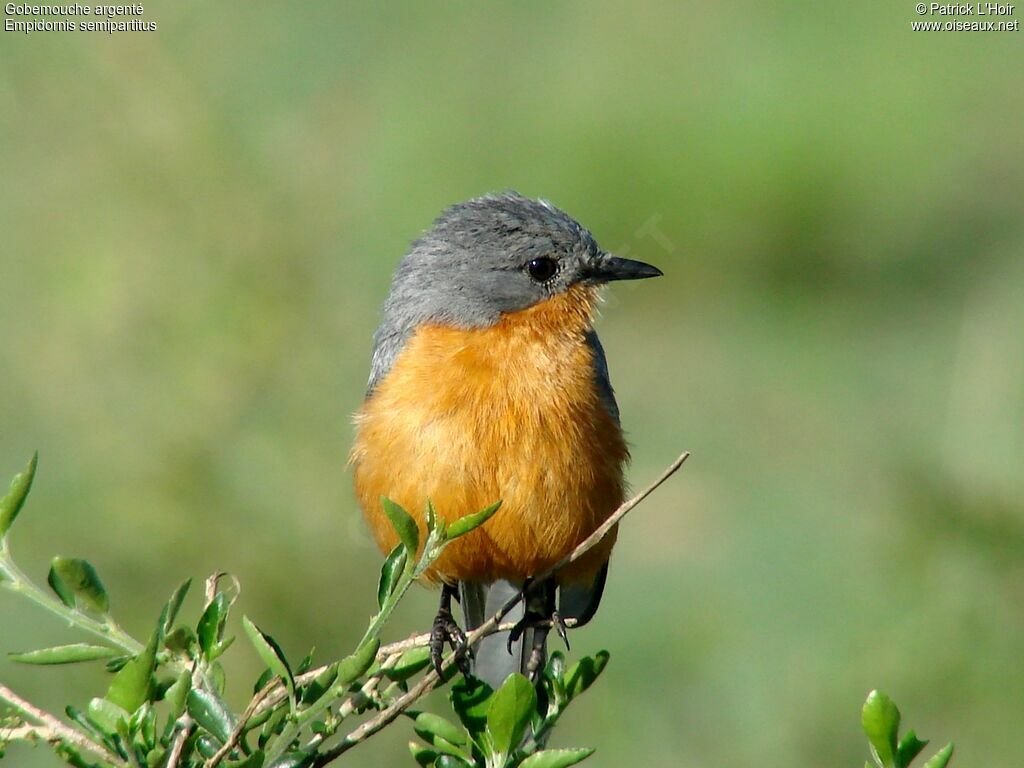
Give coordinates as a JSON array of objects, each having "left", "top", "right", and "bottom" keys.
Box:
[
  {"left": 430, "top": 584, "right": 472, "bottom": 677},
  {"left": 506, "top": 578, "right": 570, "bottom": 650},
  {"left": 506, "top": 609, "right": 570, "bottom": 652},
  {"left": 551, "top": 610, "right": 570, "bottom": 649},
  {"left": 505, "top": 579, "right": 569, "bottom": 680}
]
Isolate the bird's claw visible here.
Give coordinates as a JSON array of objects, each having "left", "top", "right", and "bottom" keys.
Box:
[
  {"left": 551, "top": 610, "right": 570, "bottom": 650},
  {"left": 430, "top": 607, "right": 472, "bottom": 678},
  {"left": 506, "top": 609, "right": 570, "bottom": 653},
  {"left": 506, "top": 580, "right": 570, "bottom": 680}
]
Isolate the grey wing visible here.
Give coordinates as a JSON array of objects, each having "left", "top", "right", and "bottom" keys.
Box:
[
  {"left": 558, "top": 563, "right": 608, "bottom": 627},
  {"left": 585, "top": 329, "right": 620, "bottom": 426},
  {"left": 556, "top": 331, "right": 618, "bottom": 625}
]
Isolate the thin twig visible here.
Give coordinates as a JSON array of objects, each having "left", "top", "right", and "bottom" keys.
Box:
[
  {"left": 377, "top": 632, "right": 433, "bottom": 658},
  {"left": 0, "top": 546, "right": 144, "bottom": 656},
  {"left": 313, "top": 450, "right": 690, "bottom": 765},
  {"left": 244, "top": 650, "right": 405, "bottom": 740},
  {"left": 246, "top": 617, "right": 579, "bottom": 739},
  {"left": 204, "top": 682, "right": 275, "bottom": 768},
  {"left": 0, "top": 724, "right": 46, "bottom": 742},
  {"left": 165, "top": 714, "right": 194, "bottom": 768},
  {"left": 0, "top": 683, "right": 126, "bottom": 766},
  {"left": 335, "top": 653, "right": 400, "bottom": 722},
  {"left": 313, "top": 642, "right": 462, "bottom": 764},
  {"left": 298, "top": 659, "right": 398, "bottom": 757},
  {"left": 241, "top": 616, "right": 579, "bottom": 728},
  {"left": 538, "top": 451, "right": 690, "bottom": 579},
  {"left": 369, "top": 618, "right": 578, "bottom": 661}
]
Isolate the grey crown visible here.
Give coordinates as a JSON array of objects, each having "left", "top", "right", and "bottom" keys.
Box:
[{"left": 366, "top": 191, "right": 614, "bottom": 416}]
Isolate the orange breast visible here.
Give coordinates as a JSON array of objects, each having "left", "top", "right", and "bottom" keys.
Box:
[{"left": 350, "top": 285, "right": 628, "bottom": 585}]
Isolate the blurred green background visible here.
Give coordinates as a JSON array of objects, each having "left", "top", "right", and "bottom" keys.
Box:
[{"left": 2, "top": 2, "right": 1023, "bottom": 766}]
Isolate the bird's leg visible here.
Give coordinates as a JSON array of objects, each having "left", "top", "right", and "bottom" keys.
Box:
[
  {"left": 430, "top": 582, "right": 471, "bottom": 677},
  {"left": 507, "top": 579, "right": 570, "bottom": 681},
  {"left": 525, "top": 584, "right": 553, "bottom": 680}
]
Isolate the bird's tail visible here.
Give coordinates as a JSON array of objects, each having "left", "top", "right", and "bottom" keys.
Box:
[{"left": 460, "top": 579, "right": 534, "bottom": 691}]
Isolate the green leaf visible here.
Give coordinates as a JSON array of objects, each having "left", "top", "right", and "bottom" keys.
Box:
[
  {"left": 381, "top": 497, "right": 419, "bottom": 555},
  {"left": 862, "top": 690, "right": 901, "bottom": 768},
  {"left": 53, "top": 743, "right": 95, "bottom": 768},
  {"left": 187, "top": 688, "right": 236, "bottom": 745},
  {"left": 260, "top": 709, "right": 289, "bottom": 750},
  {"left": 425, "top": 499, "right": 442, "bottom": 535},
  {"left": 446, "top": 500, "right": 502, "bottom": 540},
  {"left": 196, "top": 734, "right": 220, "bottom": 759},
  {"left": 922, "top": 743, "right": 954, "bottom": 768},
  {"left": 209, "top": 660, "right": 227, "bottom": 694},
  {"left": 162, "top": 671, "right": 190, "bottom": 719},
  {"left": 254, "top": 666, "right": 275, "bottom": 694},
  {"left": 232, "top": 750, "right": 266, "bottom": 768},
  {"left": 384, "top": 646, "right": 431, "bottom": 683},
  {"left": 244, "top": 701, "right": 276, "bottom": 734},
  {"left": 545, "top": 651, "right": 566, "bottom": 682},
  {"left": 543, "top": 651, "right": 568, "bottom": 705},
  {"left": 243, "top": 617, "right": 295, "bottom": 705},
  {"left": 486, "top": 673, "right": 536, "bottom": 757},
  {"left": 519, "top": 748, "right": 596, "bottom": 768},
  {"left": 9, "top": 643, "right": 121, "bottom": 665},
  {"left": 434, "top": 756, "right": 471, "bottom": 768},
  {"left": 0, "top": 452, "right": 37, "bottom": 538},
  {"left": 299, "top": 662, "right": 338, "bottom": 705},
  {"left": 86, "top": 697, "right": 130, "bottom": 736},
  {"left": 409, "top": 741, "right": 439, "bottom": 767},
  {"left": 106, "top": 628, "right": 158, "bottom": 712},
  {"left": 105, "top": 654, "right": 130, "bottom": 672},
  {"left": 197, "top": 592, "right": 229, "bottom": 659},
  {"left": 377, "top": 545, "right": 407, "bottom": 609},
  {"left": 211, "top": 635, "right": 235, "bottom": 660},
  {"left": 414, "top": 712, "right": 469, "bottom": 748},
  {"left": 450, "top": 676, "right": 493, "bottom": 737},
  {"left": 897, "top": 730, "right": 928, "bottom": 767},
  {"left": 160, "top": 579, "right": 192, "bottom": 635},
  {"left": 337, "top": 638, "right": 380, "bottom": 686},
  {"left": 564, "top": 651, "right": 609, "bottom": 701},
  {"left": 267, "top": 751, "right": 313, "bottom": 768},
  {"left": 128, "top": 703, "right": 156, "bottom": 750},
  {"left": 48, "top": 557, "right": 110, "bottom": 613},
  {"left": 65, "top": 705, "right": 110, "bottom": 746},
  {"left": 296, "top": 648, "right": 316, "bottom": 675},
  {"left": 164, "top": 626, "right": 198, "bottom": 656},
  {"left": 152, "top": 676, "right": 176, "bottom": 700}
]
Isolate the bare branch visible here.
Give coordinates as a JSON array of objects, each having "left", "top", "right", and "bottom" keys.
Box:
[
  {"left": 313, "top": 647, "right": 460, "bottom": 764},
  {"left": 369, "top": 618, "right": 578, "bottom": 662},
  {"left": 204, "top": 683, "right": 275, "bottom": 768},
  {"left": 335, "top": 653, "right": 400, "bottom": 721},
  {"left": 165, "top": 714, "right": 194, "bottom": 768},
  {"left": 538, "top": 450, "right": 690, "bottom": 579},
  {"left": 0, "top": 683, "right": 126, "bottom": 766},
  {"left": 235, "top": 596, "right": 588, "bottom": 729}
]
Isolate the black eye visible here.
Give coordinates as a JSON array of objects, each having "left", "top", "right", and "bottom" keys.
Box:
[{"left": 526, "top": 257, "right": 558, "bottom": 282}]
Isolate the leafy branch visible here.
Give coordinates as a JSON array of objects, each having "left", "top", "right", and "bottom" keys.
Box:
[
  {"left": 862, "top": 690, "right": 953, "bottom": 768},
  {"left": 0, "top": 451, "right": 690, "bottom": 768}
]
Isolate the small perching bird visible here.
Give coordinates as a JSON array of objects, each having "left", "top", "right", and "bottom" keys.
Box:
[{"left": 350, "top": 192, "right": 662, "bottom": 689}]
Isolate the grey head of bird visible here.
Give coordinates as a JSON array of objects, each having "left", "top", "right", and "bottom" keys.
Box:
[
  {"left": 374, "top": 192, "right": 661, "bottom": 338},
  {"left": 367, "top": 191, "right": 662, "bottom": 393}
]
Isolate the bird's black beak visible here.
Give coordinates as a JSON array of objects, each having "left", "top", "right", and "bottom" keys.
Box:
[{"left": 588, "top": 254, "right": 664, "bottom": 282}]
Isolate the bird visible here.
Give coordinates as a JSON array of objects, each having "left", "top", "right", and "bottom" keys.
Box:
[{"left": 349, "top": 191, "right": 662, "bottom": 690}]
